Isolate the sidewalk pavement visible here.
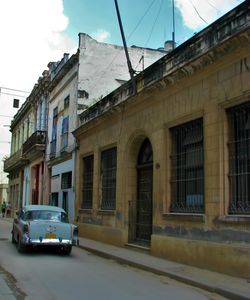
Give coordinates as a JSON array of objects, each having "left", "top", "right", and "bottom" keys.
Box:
[
  {"left": 1, "top": 217, "right": 250, "bottom": 300},
  {"left": 78, "top": 236, "right": 250, "bottom": 300}
]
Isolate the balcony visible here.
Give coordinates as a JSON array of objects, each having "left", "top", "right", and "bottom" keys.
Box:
[
  {"left": 3, "top": 148, "right": 28, "bottom": 172},
  {"left": 22, "top": 130, "right": 46, "bottom": 160}
]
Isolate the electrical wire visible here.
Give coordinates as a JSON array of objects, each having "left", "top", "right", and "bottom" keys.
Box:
[
  {"left": 127, "top": 0, "right": 158, "bottom": 41},
  {"left": 0, "top": 86, "right": 29, "bottom": 94},
  {"left": 0, "top": 92, "right": 27, "bottom": 98},
  {"left": 188, "top": 0, "right": 208, "bottom": 25},
  {"left": 145, "top": 0, "right": 164, "bottom": 47},
  {"left": 0, "top": 115, "right": 13, "bottom": 118},
  {"left": 205, "top": 0, "right": 221, "bottom": 14},
  {"left": 86, "top": 0, "right": 162, "bottom": 90}
]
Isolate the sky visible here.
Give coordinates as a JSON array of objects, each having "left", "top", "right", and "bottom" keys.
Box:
[{"left": 0, "top": 0, "right": 245, "bottom": 183}]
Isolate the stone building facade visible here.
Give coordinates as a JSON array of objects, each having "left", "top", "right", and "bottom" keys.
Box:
[{"left": 74, "top": 2, "right": 250, "bottom": 277}]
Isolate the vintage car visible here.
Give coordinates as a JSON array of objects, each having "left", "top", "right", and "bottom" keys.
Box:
[{"left": 11, "top": 205, "right": 78, "bottom": 255}]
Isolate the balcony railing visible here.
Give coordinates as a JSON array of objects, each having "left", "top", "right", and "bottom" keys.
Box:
[
  {"left": 3, "top": 148, "right": 27, "bottom": 172},
  {"left": 22, "top": 130, "right": 46, "bottom": 155}
]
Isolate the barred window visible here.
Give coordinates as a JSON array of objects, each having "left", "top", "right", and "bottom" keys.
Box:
[
  {"left": 101, "top": 147, "right": 117, "bottom": 210},
  {"left": 61, "top": 172, "right": 72, "bottom": 189},
  {"left": 227, "top": 102, "right": 250, "bottom": 214},
  {"left": 170, "top": 118, "right": 204, "bottom": 213},
  {"left": 82, "top": 155, "right": 94, "bottom": 209},
  {"left": 50, "top": 192, "right": 58, "bottom": 206}
]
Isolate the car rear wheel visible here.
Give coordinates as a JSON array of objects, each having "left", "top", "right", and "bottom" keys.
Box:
[
  {"left": 11, "top": 231, "right": 16, "bottom": 244},
  {"left": 17, "top": 237, "right": 25, "bottom": 253},
  {"left": 63, "top": 245, "right": 72, "bottom": 255}
]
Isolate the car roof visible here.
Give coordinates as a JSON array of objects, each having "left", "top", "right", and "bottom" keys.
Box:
[{"left": 23, "top": 205, "right": 66, "bottom": 213}]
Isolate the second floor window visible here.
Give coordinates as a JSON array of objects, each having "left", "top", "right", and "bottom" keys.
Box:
[
  {"left": 52, "top": 107, "right": 58, "bottom": 141},
  {"left": 61, "top": 115, "right": 69, "bottom": 150}
]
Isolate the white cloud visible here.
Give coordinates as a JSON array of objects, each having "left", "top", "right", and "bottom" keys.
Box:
[
  {"left": 0, "top": 0, "right": 76, "bottom": 90},
  {"left": 92, "top": 29, "right": 111, "bottom": 43},
  {"left": 0, "top": 0, "right": 76, "bottom": 175},
  {"left": 175, "top": 0, "right": 243, "bottom": 30}
]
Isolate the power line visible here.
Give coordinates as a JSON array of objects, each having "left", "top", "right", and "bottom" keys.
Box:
[
  {"left": 127, "top": 0, "right": 158, "bottom": 41},
  {"left": 188, "top": 0, "right": 208, "bottom": 25},
  {"left": 88, "top": 0, "right": 163, "bottom": 91},
  {"left": 0, "top": 86, "right": 30, "bottom": 94},
  {"left": 0, "top": 115, "right": 13, "bottom": 118},
  {"left": 205, "top": 0, "right": 221, "bottom": 14},
  {"left": 0, "top": 92, "right": 27, "bottom": 98},
  {"left": 145, "top": 0, "right": 164, "bottom": 47}
]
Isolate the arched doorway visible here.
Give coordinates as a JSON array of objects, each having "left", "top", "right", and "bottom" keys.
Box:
[{"left": 136, "top": 138, "right": 153, "bottom": 244}]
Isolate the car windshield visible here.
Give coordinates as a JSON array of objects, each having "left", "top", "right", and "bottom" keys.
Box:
[{"left": 24, "top": 210, "right": 69, "bottom": 223}]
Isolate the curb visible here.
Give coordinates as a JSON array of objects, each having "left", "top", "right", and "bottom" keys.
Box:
[{"left": 78, "top": 244, "right": 250, "bottom": 300}]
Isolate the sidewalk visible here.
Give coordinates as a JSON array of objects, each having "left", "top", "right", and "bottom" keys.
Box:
[
  {"left": 77, "top": 236, "right": 250, "bottom": 300},
  {"left": 2, "top": 217, "right": 250, "bottom": 300}
]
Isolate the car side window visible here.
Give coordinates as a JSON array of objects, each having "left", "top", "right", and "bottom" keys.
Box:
[
  {"left": 18, "top": 210, "right": 24, "bottom": 220},
  {"left": 61, "top": 212, "right": 69, "bottom": 223}
]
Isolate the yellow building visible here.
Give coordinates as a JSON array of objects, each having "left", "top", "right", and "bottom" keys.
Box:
[{"left": 74, "top": 2, "right": 250, "bottom": 277}]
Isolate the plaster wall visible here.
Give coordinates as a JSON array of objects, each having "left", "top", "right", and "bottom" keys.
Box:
[
  {"left": 75, "top": 39, "right": 250, "bottom": 276},
  {"left": 77, "top": 34, "right": 166, "bottom": 109}
]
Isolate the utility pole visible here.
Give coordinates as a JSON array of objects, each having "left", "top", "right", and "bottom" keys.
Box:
[{"left": 114, "top": 0, "right": 136, "bottom": 95}]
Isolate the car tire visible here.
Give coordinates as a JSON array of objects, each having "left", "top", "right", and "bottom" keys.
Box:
[
  {"left": 17, "top": 237, "right": 25, "bottom": 253},
  {"left": 63, "top": 245, "right": 72, "bottom": 255},
  {"left": 11, "top": 231, "right": 16, "bottom": 244}
]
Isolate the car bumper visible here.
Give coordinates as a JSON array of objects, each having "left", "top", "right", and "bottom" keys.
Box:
[{"left": 21, "top": 235, "right": 78, "bottom": 246}]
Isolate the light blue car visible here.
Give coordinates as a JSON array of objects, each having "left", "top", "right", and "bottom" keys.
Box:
[{"left": 12, "top": 205, "right": 79, "bottom": 255}]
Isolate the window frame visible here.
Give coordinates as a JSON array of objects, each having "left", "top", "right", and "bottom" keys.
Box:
[
  {"left": 82, "top": 155, "right": 94, "bottom": 209},
  {"left": 170, "top": 118, "right": 204, "bottom": 214},
  {"left": 100, "top": 147, "right": 117, "bottom": 210},
  {"left": 61, "top": 171, "right": 72, "bottom": 190},
  {"left": 227, "top": 101, "right": 250, "bottom": 215}
]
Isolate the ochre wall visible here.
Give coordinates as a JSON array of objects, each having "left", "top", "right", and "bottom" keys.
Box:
[{"left": 75, "top": 39, "right": 250, "bottom": 277}]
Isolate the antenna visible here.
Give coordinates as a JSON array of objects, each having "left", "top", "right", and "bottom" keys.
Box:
[
  {"left": 172, "top": 0, "right": 175, "bottom": 49},
  {"left": 114, "top": 0, "right": 136, "bottom": 95}
]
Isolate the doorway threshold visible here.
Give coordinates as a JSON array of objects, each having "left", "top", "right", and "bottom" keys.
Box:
[{"left": 125, "top": 242, "right": 150, "bottom": 253}]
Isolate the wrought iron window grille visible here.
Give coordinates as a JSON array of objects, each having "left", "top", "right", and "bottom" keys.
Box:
[
  {"left": 170, "top": 118, "right": 204, "bottom": 213},
  {"left": 227, "top": 102, "right": 250, "bottom": 214},
  {"left": 82, "top": 155, "right": 94, "bottom": 209},
  {"left": 100, "top": 147, "right": 117, "bottom": 210}
]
